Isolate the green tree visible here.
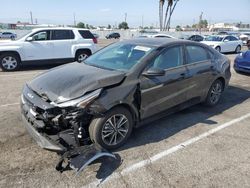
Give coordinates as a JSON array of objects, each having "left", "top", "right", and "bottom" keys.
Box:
[
  {"left": 175, "top": 25, "right": 182, "bottom": 31},
  {"left": 76, "top": 22, "right": 85, "bottom": 28},
  {"left": 107, "top": 24, "right": 111, "bottom": 29},
  {"left": 199, "top": 19, "right": 208, "bottom": 28},
  {"left": 118, "top": 22, "right": 129, "bottom": 29}
]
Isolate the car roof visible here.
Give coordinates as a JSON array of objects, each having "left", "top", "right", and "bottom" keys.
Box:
[
  {"left": 32, "top": 27, "right": 89, "bottom": 32},
  {"left": 121, "top": 38, "right": 201, "bottom": 48}
]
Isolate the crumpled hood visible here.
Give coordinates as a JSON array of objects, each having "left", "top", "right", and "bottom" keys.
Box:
[{"left": 28, "top": 62, "right": 126, "bottom": 103}]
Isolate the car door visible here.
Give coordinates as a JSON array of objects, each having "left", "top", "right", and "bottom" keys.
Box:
[
  {"left": 223, "top": 36, "right": 233, "bottom": 52},
  {"left": 229, "top": 36, "right": 239, "bottom": 52},
  {"left": 184, "top": 45, "right": 215, "bottom": 100},
  {"left": 50, "top": 30, "right": 75, "bottom": 59},
  {"left": 140, "top": 45, "right": 190, "bottom": 119},
  {"left": 23, "top": 30, "right": 54, "bottom": 61}
]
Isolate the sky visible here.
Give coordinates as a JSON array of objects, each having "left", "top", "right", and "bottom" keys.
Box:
[{"left": 0, "top": 0, "right": 249, "bottom": 27}]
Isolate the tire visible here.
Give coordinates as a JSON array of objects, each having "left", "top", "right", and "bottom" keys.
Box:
[
  {"left": 215, "top": 46, "right": 221, "bottom": 53},
  {"left": 75, "top": 50, "right": 90, "bottom": 63},
  {"left": 235, "top": 45, "right": 241, "bottom": 53},
  {"left": 204, "top": 79, "right": 223, "bottom": 106},
  {"left": 89, "top": 106, "right": 133, "bottom": 150},
  {"left": 0, "top": 53, "right": 20, "bottom": 71}
]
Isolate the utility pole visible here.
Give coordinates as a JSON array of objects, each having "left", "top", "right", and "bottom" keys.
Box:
[
  {"left": 199, "top": 12, "right": 203, "bottom": 34},
  {"left": 73, "top": 13, "right": 76, "bottom": 27},
  {"left": 30, "top": 11, "right": 33, "bottom": 24},
  {"left": 125, "top": 13, "right": 127, "bottom": 23},
  {"left": 141, "top": 15, "right": 144, "bottom": 29}
]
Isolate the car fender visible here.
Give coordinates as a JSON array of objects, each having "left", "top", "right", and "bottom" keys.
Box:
[
  {"left": 0, "top": 46, "right": 24, "bottom": 60},
  {"left": 71, "top": 43, "right": 98, "bottom": 56}
]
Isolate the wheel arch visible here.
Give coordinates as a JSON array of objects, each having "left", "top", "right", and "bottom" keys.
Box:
[
  {"left": 75, "top": 48, "right": 92, "bottom": 57},
  {"left": 0, "top": 51, "right": 22, "bottom": 61}
]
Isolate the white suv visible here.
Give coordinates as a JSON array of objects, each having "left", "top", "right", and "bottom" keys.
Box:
[{"left": 0, "top": 28, "right": 98, "bottom": 71}]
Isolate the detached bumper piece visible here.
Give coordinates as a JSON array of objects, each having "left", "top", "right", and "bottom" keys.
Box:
[{"left": 56, "top": 144, "right": 116, "bottom": 175}]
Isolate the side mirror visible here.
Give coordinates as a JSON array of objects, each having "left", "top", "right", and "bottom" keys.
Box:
[
  {"left": 224, "top": 39, "right": 229, "bottom": 42},
  {"left": 26, "top": 37, "right": 33, "bottom": 42},
  {"left": 142, "top": 67, "right": 165, "bottom": 77}
]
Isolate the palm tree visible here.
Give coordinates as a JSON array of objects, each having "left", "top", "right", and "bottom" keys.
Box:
[
  {"left": 159, "top": 0, "right": 165, "bottom": 31},
  {"left": 162, "top": 0, "right": 179, "bottom": 31},
  {"left": 163, "top": 0, "right": 173, "bottom": 31}
]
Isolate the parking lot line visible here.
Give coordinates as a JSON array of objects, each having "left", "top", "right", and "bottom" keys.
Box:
[
  {"left": 0, "top": 102, "right": 19, "bottom": 108},
  {"left": 0, "top": 71, "right": 42, "bottom": 77},
  {"left": 85, "top": 112, "right": 250, "bottom": 187}
]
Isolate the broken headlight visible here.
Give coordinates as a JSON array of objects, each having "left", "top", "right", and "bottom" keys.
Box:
[{"left": 52, "top": 88, "right": 102, "bottom": 108}]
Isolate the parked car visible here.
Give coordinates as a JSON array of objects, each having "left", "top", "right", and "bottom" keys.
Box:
[
  {"left": 234, "top": 50, "right": 250, "bottom": 73},
  {"left": 140, "top": 33, "right": 176, "bottom": 39},
  {"left": 201, "top": 35, "right": 243, "bottom": 53},
  {"left": 217, "top": 31, "right": 240, "bottom": 38},
  {"left": 180, "top": 34, "right": 204, "bottom": 42},
  {"left": 0, "top": 32, "right": 17, "bottom": 39},
  {"left": 21, "top": 38, "right": 231, "bottom": 159},
  {"left": 0, "top": 28, "right": 98, "bottom": 71},
  {"left": 106, "top": 32, "right": 120, "bottom": 39},
  {"left": 239, "top": 32, "right": 250, "bottom": 45}
]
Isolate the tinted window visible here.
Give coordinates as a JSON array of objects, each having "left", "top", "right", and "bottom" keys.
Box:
[
  {"left": 78, "top": 30, "right": 94, "bottom": 39},
  {"left": 32, "top": 31, "right": 50, "bottom": 41},
  {"left": 186, "top": 46, "right": 209, "bottom": 64},
  {"left": 51, "top": 30, "right": 74, "bottom": 40},
  {"left": 229, "top": 36, "right": 238, "bottom": 41},
  {"left": 3, "top": 32, "right": 11, "bottom": 35},
  {"left": 224, "top": 36, "right": 230, "bottom": 41},
  {"left": 152, "top": 46, "right": 184, "bottom": 69}
]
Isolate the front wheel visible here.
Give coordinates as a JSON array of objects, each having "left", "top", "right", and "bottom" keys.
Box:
[
  {"left": 0, "top": 53, "right": 20, "bottom": 71},
  {"left": 204, "top": 79, "right": 223, "bottom": 106},
  {"left": 235, "top": 45, "right": 241, "bottom": 53},
  {"left": 215, "top": 46, "right": 221, "bottom": 53},
  {"left": 89, "top": 107, "right": 133, "bottom": 150}
]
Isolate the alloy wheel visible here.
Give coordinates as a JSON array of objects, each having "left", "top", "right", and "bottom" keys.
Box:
[
  {"left": 1, "top": 56, "right": 18, "bottom": 70},
  {"left": 101, "top": 114, "right": 129, "bottom": 146},
  {"left": 210, "top": 82, "right": 222, "bottom": 104},
  {"left": 77, "top": 54, "right": 88, "bottom": 62}
]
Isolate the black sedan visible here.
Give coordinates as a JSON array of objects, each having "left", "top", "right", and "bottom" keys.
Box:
[
  {"left": 21, "top": 38, "right": 231, "bottom": 154},
  {"left": 180, "top": 34, "right": 204, "bottom": 42},
  {"left": 106, "top": 32, "right": 120, "bottom": 39}
]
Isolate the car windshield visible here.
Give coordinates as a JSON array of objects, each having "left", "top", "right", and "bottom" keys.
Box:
[
  {"left": 84, "top": 43, "right": 154, "bottom": 71},
  {"left": 205, "top": 36, "right": 223, "bottom": 41}
]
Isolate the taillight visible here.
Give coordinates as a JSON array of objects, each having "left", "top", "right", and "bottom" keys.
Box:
[{"left": 93, "top": 38, "right": 97, "bottom": 44}]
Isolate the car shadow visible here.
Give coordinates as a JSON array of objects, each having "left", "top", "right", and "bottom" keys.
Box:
[
  {"left": 93, "top": 85, "right": 250, "bottom": 180},
  {"left": 119, "top": 85, "right": 250, "bottom": 151}
]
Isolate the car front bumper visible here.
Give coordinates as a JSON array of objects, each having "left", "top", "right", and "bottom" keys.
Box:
[{"left": 21, "top": 112, "right": 65, "bottom": 152}]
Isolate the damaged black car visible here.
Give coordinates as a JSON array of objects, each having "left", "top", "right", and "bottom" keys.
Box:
[{"left": 20, "top": 38, "right": 231, "bottom": 171}]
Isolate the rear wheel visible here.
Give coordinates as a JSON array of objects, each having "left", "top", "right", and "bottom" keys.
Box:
[
  {"left": 0, "top": 53, "right": 20, "bottom": 71},
  {"left": 89, "top": 107, "right": 133, "bottom": 150},
  {"left": 235, "top": 45, "right": 241, "bottom": 53},
  {"left": 204, "top": 79, "right": 223, "bottom": 106},
  {"left": 75, "top": 50, "right": 90, "bottom": 63}
]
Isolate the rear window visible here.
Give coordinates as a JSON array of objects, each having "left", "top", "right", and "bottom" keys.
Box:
[
  {"left": 78, "top": 30, "right": 95, "bottom": 39},
  {"left": 51, "top": 30, "right": 75, "bottom": 40}
]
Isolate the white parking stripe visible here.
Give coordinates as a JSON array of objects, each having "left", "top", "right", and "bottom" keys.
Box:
[
  {"left": 0, "top": 103, "right": 19, "bottom": 108},
  {"left": 85, "top": 112, "right": 250, "bottom": 187},
  {"left": 0, "top": 72, "right": 42, "bottom": 77}
]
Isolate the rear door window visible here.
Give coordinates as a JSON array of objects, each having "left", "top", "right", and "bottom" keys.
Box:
[
  {"left": 78, "top": 30, "right": 95, "bottom": 39},
  {"left": 186, "top": 45, "right": 209, "bottom": 64},
  {"left": 51, "top": 30, "right": 75, "bottom": 40}
]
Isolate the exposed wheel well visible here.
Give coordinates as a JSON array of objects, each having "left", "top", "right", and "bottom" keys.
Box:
[{"left": 0, "top": 51, "right": 21, "bottom": 61}]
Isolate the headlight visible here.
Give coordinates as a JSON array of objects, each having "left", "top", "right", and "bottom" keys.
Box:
[{"left": 52, "top": 88, "right": 102, "bottom": 108}]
